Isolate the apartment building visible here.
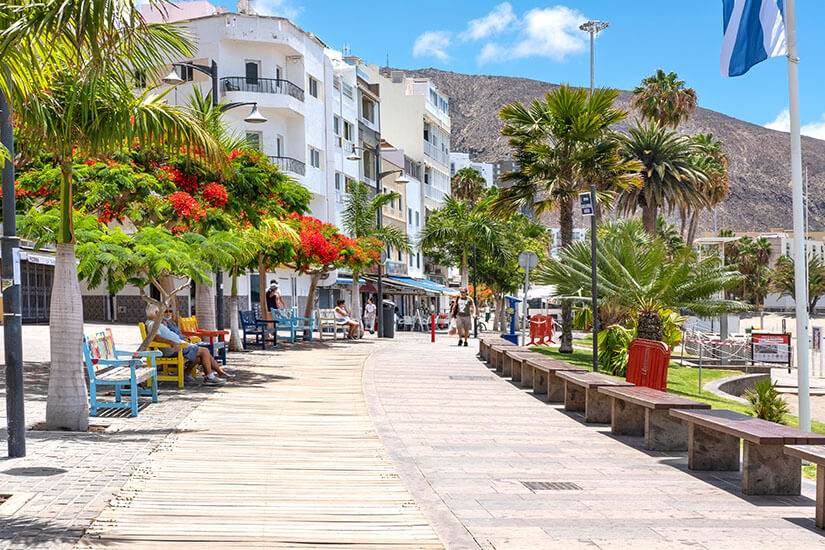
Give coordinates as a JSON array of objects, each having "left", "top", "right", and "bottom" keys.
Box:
[
  {"left": 492, "top": 159, "right": 519, "bottom": 187},
  {"left": 450, "top": 152, "right": 493, "bottom": 188}
]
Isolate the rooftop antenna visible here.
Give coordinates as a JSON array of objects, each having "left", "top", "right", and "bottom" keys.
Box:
[
  {"left": 386, "top": 53, "right": 389, "bottom": 68},
  {"left": 342, "top": 43, "right": 351, "bottom": 56}
]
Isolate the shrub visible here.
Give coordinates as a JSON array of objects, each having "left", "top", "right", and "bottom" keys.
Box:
[
  {"left": 598, "top": 324, "right": 635, "bottom": 376},
  {"left": 745, "top": 378, "right": 789, "bottom": 424}
]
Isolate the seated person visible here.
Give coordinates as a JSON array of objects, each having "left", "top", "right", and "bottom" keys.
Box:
[
  {"left": 145, "top": 305, "right": 232, "bottom": 386},
  {"left": 334, "top": 299, "right": 360, "bottom": 340}
]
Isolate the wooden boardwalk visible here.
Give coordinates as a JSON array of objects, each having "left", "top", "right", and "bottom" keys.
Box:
[{"left": 77, "top": 341, "right": 443, "bottom": 549}]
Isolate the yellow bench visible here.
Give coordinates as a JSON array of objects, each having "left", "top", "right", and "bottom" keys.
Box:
[
  {"left": 179, "top": 315, "right": 227, "bottom": 365},
  {"left": 138, "top": 322, "right": 196, "bottom": 388}
]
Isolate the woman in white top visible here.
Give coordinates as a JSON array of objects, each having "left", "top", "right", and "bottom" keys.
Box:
[
  {"left": 363, "top": 297, "right": 377, "bottom": 335},
  {"left": 334, "top": 299, "right": 360, "bottom": 339}
]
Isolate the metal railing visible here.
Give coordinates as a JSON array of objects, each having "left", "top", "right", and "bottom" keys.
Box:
[
  {"left": 269, "top": 156, "right": 306, "bottom": 175},
  {"left": 222, "top": 77, "right": 305, "bottom": 101},
  {"left": 423, "top": 141, "right": 449, "bottom": 165}
]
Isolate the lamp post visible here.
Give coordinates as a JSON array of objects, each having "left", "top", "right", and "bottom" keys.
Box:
[
  {"left": 163, "top": 62, "right": 266, "bottom": 329},
  {"left": 580, "top": 20, "right": 608, "bottom": 374},
  {"left": 1, "top": 74, "right": 25, "bottom": 458},
  {"left": 347, "top": 144, "right": 409, "bottom": 337}
]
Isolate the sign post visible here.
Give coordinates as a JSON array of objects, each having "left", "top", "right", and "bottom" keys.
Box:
[
  {"left": 518, "top": 251, "right": 539, "bottom": 346},
  {"left": 580, "top": 188, "right": 598, "bottom": 373}
]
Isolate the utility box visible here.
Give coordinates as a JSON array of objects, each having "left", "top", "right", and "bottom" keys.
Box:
[{"left": 626, "top": 338, "right": 671, "bottom": 391}]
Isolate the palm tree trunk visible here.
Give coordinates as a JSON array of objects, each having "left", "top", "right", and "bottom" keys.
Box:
[
  {"left": 46, "top": 244, "right": 88, "bottom": 431},
  {"left": 642, "top": 200, "right": 658, "bottom": 236},
  {"left": 195, "top": 279, "right": 216, "bottom": 330},
  {"left": 460, "top": 255, "right": 469, "bottom": 288},
  {"left": 350, "top": 270, "right": 361, "bottom": 322},
  {"left": 686, "top": 210, "right": 700, "bottom": 248},
  {"left": 304, "top": 271, "right": 322, "bottom": 338},
  {"left": 495, "top": 293, "right": 505, "bottom": 332},
  {"left": 229, "top": 262, "right": 243, "bottom": 352},
  {"left": 258, "top": 254, "right": 269, "bottom": 320},
  {"left": 558, "top": 198, "right": 574, "bottom": 353}
]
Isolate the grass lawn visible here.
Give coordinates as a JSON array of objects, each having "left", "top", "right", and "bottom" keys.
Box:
[{"left": 533, "top": 345, "right": 823, "bottom": 479}]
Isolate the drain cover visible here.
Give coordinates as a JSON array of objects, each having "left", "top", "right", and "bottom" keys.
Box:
[
  {"left": 522, "top": 481, "right": 582, "bottom": 491},
  {"left": 449, "top": 375, "right": 493, "bottom": 381}
]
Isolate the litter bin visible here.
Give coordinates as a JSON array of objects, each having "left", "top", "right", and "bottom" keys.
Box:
[{"left": 381, "top": 301, "right": 395, "bottom": 338}]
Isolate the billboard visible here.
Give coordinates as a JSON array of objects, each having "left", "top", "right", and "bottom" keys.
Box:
[{"left": 751, "top": 333, "right": 791, "bottom": 364}]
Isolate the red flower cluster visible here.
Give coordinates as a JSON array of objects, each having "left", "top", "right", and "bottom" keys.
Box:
[
  {"left": 201, "top": 182, "right": 228, "bottom": 208},
  {"left": 175, "top": 172, "right": 199, "bottom": 194},
  {"left": 168, "top": 191, "right": 206, "bottom": 222}
]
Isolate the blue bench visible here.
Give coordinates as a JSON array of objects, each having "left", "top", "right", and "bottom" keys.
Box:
[
  {"left": 239, "top": 310, "right": 277, "bottom": 350},
  {"left": 271, "top": 309, "right": 315, "bottom": 342},
  {"left": 83, "top": 328, "right": 161, "bottom": 417}
]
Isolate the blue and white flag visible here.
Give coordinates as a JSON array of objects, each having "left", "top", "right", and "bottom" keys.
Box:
[{"left": 720, "top": 0, "right": 787, "bottom": 77}]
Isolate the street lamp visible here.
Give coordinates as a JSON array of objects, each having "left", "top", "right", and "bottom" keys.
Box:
[
  {"left": 348, "top": 143, "right": 410, "bottom": 337},
  {"left": 580, "top": 20, "right": 608, "bottom": 374},
  {"left": 164, "top": 60, "right": 267, "bottom": 329}
]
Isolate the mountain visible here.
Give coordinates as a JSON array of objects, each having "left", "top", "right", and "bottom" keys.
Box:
[{"left": 385, "top": 68, "right": 825, "bottom": 233}]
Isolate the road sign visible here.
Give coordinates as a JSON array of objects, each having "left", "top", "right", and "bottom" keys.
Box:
[
  {"left": 579, "top": 191, "right": 594, "bottom": 216},
  {"left": 518, "top": 250, "right": 539, "bottom": 270}
]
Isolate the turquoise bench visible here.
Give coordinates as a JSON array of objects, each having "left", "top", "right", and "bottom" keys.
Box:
[{"left": 83, "top": 328, "right": 160, "bottom": 417}]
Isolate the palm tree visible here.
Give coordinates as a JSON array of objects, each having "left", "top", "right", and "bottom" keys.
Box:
[
  {"left": 631, "top": 69, "right": 697, "bottom": 129},
  {"left": 683, "top": 133, "right": 730, "bottom": 246},
  {"left": 495, "top": 85, "right": 638, "bottom": 352},
  {"left": 5, "top": 2, "right": 225, "bottom": 431},
  {"left": 341, "top": 180, "right": 411, "bottom": 318},
  {"left": 770, "top": 254, "right": 825, "bottom": 312},
  {"left": 539, "top": 219, "right": 747, "bottom": 341},
  {"left": 451, "top": 167, "right": 486, "bottom": 202},
  {"left": 617, "top": 120, "right": 708, "bottom": 236},
  {"left": 419, "top": 196, "right": 507, "bottom": 288}
]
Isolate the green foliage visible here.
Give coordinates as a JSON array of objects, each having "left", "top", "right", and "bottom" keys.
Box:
[
  {"left": 631, "top": 69, "right": 697, "bottom": 129},
  {"left": 598, "top": 324, "right": 635, "bottom": 375},
  {"left": 342, "top": 180, "right": 410, "bottom": 252},
  {"left": 660, "top": 308, "right": 686, "bottom": 349},
  {"left": 451, "top": 167, "right": 486, "bottom": 202},
  {"left": 745, "top": 378, "right": 790, "bottom": 424},
  {"left": 770, "top": 254, "right": 825, "bottom": 312}
]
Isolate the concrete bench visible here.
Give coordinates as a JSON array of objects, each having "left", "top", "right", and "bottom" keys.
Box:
[
  {"left": 557, "top": 371, "right": 633, "bottom": 423},
  {"left": 479, "top": 337, "right": 513, "bottom": 363},
  {"left": 489, "top": 343, "right": 522, "bottom": 372},
  {"left": 597, "top": 386, "right": 710, "bottom": 451},
  {"left": 502, "top": 349, "right": 541, "bottom": 380},
  {"left": 524, "top": 358, "right": 587, "bottom": 401},
  {"left": 670, "top": 408, "right": 825, "bottom": 495},
  {"left": 784, "top": 445, "right": 825, "bottom": 528}
]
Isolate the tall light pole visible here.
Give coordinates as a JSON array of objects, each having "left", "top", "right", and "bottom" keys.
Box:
[
  {"left": 164, "top": 62, "right": 267, "bottom": 329},
  {"left": 580, "top": 20, "right": 608, "bottom": 374},
  {"left": 347, "top": 145, "right": 409, "bottom": 337}
]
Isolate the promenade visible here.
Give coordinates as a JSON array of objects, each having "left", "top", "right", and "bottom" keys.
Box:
[{"left": 0, "top": 328, "right": 824, "bottom": 548}]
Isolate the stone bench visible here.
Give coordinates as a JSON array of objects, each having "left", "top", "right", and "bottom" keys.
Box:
[
  {"left": 479, "top": 337, "right": 511, "bottom": 362},
  {"left": 670, "top": 408, "right": 825, "bottom": 495},
  {"left": 597, "top": 386, "right": 710, "bottom": 451},
  {"left": 524, "top": 358, "right": 587, "bottom": 401},
  {"left": 502, "top": 349, "right": 541, "bottom": 380},
  {"left": 556, "top": 371, "right": 633, "bottom": 423},
  {"left": 784, "top": 445, "right": 825, "bottom": 528},
  {"left": 489, "top": 343, "right": 522, "bottom": 372}
]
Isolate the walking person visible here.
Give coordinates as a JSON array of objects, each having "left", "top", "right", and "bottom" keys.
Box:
[
  {"left": 363, "top": 296, "right": 377, "bottom": 335},
  {"left": 451, "top": 287, "right": 476, "bottom": 347}
]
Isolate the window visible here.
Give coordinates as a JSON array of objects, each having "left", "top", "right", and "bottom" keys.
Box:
[
  {"left": 415, "top": 212, "right": 420, "bottom": 227},
  {"left": 361, "top": 96, "right": 375, "bottom": 123},
  {"left": 309, "top": 147, "right": 321, "bottom": 169},
  {"left": 335, "top": 172, "right": 344, "bottom": 203},
  {"left": 245, "top": 61, "right": 259, "bottom": 85},
  {"left": 342, "top": 82, "right": 354, "bottom": 98},
  {"left": 408, "top": 253, "right": 413, "bottom": 266},
  {"left": 245, "top": 132, "right": 262, "bottom": 150},
  {"left": 398, "top": 195, "right": 402, "bottom": 210},
  {"left": 398, "top": 250, "right": 402, "bottom": 261},
  {"left": 308, "top": 76, "right": 319, "bottom": 98},
  {"left": 333, "top": 77, "right": 340, "bottom": 90},
  {"left": 429, "top": 89, "right": 438, "bottom": 105},
  {"left": 343, "top": 121, "right": 353, "bottom": 141},
  {"left": 408, "top": 208, "right": 412, "bottom": 222},
  {"left": 417, "top": 253, "right": 421, "bottom": 268},
  {"left": 276, "top": 135, "right": 284, "bottom": 157},
  {"left": 333, "top": 116, "right": 341, "bottom": 136}
]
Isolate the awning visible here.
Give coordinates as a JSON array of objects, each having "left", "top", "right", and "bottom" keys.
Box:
[
  {"left": 336, "top": 276, "right": 367, "bottom": 285},
  {"left": 373, "top": 275, "right": 458, "bottom": 296}
]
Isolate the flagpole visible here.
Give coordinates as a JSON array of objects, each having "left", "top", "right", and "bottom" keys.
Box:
[{"left": 784, "top": 0, "right": 811, "bottom": 432}]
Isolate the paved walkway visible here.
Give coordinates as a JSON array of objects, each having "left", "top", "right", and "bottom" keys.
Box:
[
  {"left": 364, "top": 334, "right": 825, "bottom": 549},
  {"left": 77, "top": 338, "right": 442, "bottom": 548}
]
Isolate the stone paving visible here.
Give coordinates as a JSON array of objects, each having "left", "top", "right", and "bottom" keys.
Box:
[{"left": 364, "top": 333, "right": 825, "bottom": 549}]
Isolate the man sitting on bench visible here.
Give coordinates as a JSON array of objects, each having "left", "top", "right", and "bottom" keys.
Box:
[{"left": 146, "top": 305, "right": 233, "bottom": 386}]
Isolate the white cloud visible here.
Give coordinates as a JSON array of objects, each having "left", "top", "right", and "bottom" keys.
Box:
[
  {"left": 476, "top": 6, "right": 588, "bottom": 65},
  {"left": 460, "top": 2, "right": 516, "bottom": 42},
  {"left": 253, "top": 0, "right": 301, "bottom": 20},
  {"left": 413, "top": 31, "right": 452, "bottom": 62},
  {"left": 765, "top": 109, "right": 825, "bottom": 141}
]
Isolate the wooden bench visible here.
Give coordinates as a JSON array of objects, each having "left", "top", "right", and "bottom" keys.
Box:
[
  {"left": 501, "top": 349, "right": 541, "bottom": 380},
  {"left": 557, "top": 371, "right": 633, "bottom": 423},
  {"left": 784, "top": 445, "right": 825, "bottom": 528},
  {"left": 670, "top": 408, "right": 825, "bottom": 495},
  {"left": 83, "top": 329, "right": 160, "bottom": 417},
  {"left": 318, "top": 308, "right": 347, "bottom": 340},
  {"left": 490, "top": 343, "right": 523, "bottom": 372},
  {"left": 523, "top": 358, "right": 587, "bottom": 401},
  {"left": 597, "top": 386, "right": 710, "bottom": 451},
  {"left": 179, "top": 315, "right": 227, "bottom": 365},
  {"left": 139, "top": 322, "right": 195, "bottom": 387}
]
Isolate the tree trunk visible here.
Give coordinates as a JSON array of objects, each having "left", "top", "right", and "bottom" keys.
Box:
[
  {"left": 558, "top": 198, "right": 574, "bottom": 353},
  {"left": 642, "top": 200, "right": 658, "bottom": 236},
  {"left": 229, "top": 262, "right": 244, "bottom": 352},
  {"left": 350, "top": 270, "right": 361, "bottom": 322},
  {"left": 46, "top": 244, "right": 88, "bottom": 431},
  {"left": 495, "top": 293, "right": 506, "bottom": 332},
  {"left": 460, "top": 262, "right": 469, "bottom": 288},
  {"left": 303, "top": 271, "right": 322, "bottom": 338},
  {"left": 637, "top": 309, "right": 663, "bottom": 341},
  {"left": 258, "top": 254, "right": 268, "bottom": 320},
  {"left": 686, "top": 210, "right": 700, "bottom": 248},
  {"left": 160, "top": 275, "right": 178, "bottom": 323},
  {"left": 195, "top": 279, "right": 216, "bottom": 330}
]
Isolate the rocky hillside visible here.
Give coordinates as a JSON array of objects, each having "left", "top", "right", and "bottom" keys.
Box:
[{"left": 387, "top": 68, "right": 825, "bottom": 233}]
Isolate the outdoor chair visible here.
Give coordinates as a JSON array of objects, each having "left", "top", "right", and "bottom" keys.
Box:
[
  {"left": 317, "top": 308, "right": 346, "bottom": 340},
  {"left": 179, "top": 315, "right": 228, "bottom": 365},
  {"left": 138, "top": 322, "right": 195, "bottom": 388},
  {"left": 239, "top": 310, "right": 277, "bottom": 350}
]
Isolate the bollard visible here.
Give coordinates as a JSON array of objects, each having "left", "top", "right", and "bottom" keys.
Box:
[{"left": 431, "top": 314, "right": 435, "bottom": 343}]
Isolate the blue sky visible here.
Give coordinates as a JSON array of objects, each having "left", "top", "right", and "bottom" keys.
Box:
[{"left": 214, "top": 1, "right": 825, "bottom": 138}]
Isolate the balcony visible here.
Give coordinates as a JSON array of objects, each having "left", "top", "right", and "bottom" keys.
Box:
[
  {"left": 423, "top": 141, "right": 449, "bottom": 166},
  {"left": 222, "top": 77, "right": 305, "bottom": 118},
  {"left": 269, "top": 156, "right": 306, "bottom": 176}
]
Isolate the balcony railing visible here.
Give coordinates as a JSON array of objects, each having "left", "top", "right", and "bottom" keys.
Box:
[
  {"left": 222, "top": 77, "right": 305, "bottom": 101},
  {"left": 269, "top": 156, "right": 306, "bottom": 176},
  {"left": 423, "top": 141, "right": 449, "bottom": 165}
]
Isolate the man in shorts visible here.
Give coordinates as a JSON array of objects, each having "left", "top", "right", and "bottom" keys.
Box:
[{"left": 451, "top": 287, "right": 476, "bottom": 347}]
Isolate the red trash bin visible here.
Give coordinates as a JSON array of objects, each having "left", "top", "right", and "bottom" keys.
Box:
[{"left": 626, "top": 338, "right": 671, "bottom": 391}]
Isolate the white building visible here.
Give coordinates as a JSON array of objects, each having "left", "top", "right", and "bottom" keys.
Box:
[
  {"left": 450, "top": 152, "right": 493, "bottom": 188},
  {"left": 549, "top": 228, "right": 588, "bottom": 258}
]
